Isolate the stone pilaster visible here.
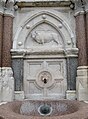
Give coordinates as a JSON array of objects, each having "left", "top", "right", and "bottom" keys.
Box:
[{"left": 66, "top": 57, "right": 78, "bottom": 100}]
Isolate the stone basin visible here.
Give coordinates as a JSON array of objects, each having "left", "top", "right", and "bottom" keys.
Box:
[{"left": 0, "top": 100, "right": 88, "bottom": 119}]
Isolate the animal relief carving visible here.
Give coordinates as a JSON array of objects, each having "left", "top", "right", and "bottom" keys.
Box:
[{"left": 31, "top": 31, "right": 60, "bottom": 44}]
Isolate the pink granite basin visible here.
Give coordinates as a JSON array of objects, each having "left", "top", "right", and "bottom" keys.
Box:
[{"left": 0, "top": 100, "right": 88, "bottom": 119}]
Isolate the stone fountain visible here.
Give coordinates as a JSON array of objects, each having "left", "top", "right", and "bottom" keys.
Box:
[
  {"left": 0, "top": 73, "right": 88, "bottom": 119},
  {"left": 0, "top": 64, "right": 88, "bottom": 119}
]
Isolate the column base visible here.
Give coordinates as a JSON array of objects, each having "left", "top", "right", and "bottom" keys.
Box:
[
  {"left": 66, "top": 90, "right": 76, "bottom": 100},
  {"left": 0, "top": 67, "right": 14, "bottom": 102},
  {"left": 76, "top": 66, "right": 88, "bottom": 101},
  {"left": 14, "top": 91, "right": 24, "bottom": 101}
]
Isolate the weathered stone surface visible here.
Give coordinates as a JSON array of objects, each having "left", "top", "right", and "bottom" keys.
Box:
[
  {"left": 75, "top": 14, "right": 87, "bottom": 66},
  {"left": 66, "top": 57, "right": 78, "bottom": 90},
  {"left": 0, "top": 67, "right": 14, "bottom": 102},
  {"left": 12, "top": 59, "right": 23, "bottom": 91},
  {"left": 0, "top": 100, "right": 88, "bottom": 119},
  {"left": 2, "top": 16, "right": 13, "bottom": 67},
  {"left": 76, "top": 66, "right": 88, "bottom": 101},
  {"left": 0, "top": 14, "right": 3, "bottom": 67}
]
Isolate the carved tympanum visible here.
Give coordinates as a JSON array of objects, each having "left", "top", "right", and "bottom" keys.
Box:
[{"left": 31, "top": 31, "right": 60, "bottom": 44}]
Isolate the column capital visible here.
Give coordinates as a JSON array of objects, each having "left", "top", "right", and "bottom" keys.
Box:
[
  {"left": 0, "top": 0, "right": 5, "bottom": 15},
  {"left": 74, "top": 0, "right": 85, "bottom": 16},
  {"left": 85, "top": 2, "right": 88, "bottom": 13},
  {"left": 4, "top": 0, "right": 15, "bottom": 17},
  {"left": 74, "top": 0, "right": 88, "bottom": 16}
]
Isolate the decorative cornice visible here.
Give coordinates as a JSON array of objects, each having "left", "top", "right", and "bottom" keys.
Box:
[
  {"left": 15, "top": 0, "right": 74, "bottom": 8},
  {"left": 4, "top": 0, "right": 15, "bottom": 17}
]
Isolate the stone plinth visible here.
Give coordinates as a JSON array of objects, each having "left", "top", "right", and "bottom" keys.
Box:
[
  {"left": 0, "top": 67, "right": 14, "bottom": 102},
  {"left": 76, "top": 66, "right": 88, "bottom": 101},
  {"left": 66, "top": 90, "right": 76, "bottom": 100},
  {"left": 14, "top": 91, "right": 24, "bottom": 101}
]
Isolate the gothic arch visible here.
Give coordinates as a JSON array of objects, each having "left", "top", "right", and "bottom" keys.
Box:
[
  {"left": 13, "top": 10, "right": 75, "bottom": 49},
  {"left": 24, "top": 20, "right": 65, "bottom": 48}
]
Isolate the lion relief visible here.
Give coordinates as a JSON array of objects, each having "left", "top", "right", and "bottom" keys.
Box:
[{"left": 31, "top": 31, "right": 60, "bottom": 44}]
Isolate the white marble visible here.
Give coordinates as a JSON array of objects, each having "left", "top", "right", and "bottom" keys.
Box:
[
  {"left": 4, "top": 0, "right": 14, "bottom": 17},
  {"left": 14, "top": 91, "right": 24, "bottom": 101},
  {"left": 0, "top": 67, "right": 14, "bottom": 102},
  {"left": 24, "top": 59, "right": 67, "bottom": 99},
  {"left": 0, "top": 0, "right": 5, "bottom": 14},
  {"left": 76, "top": 66, "right": 88, "bottom": 101},
  {"left": 66, "top": 90, "right": 76, "bottom": 100},
  {"left": 11, "top": 1, "right": 78, "bottom": 100}
]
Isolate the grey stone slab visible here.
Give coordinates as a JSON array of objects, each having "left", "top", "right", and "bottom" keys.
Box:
[
  {"left": 66, "top": 58, "right": 78, "bottom": 90},
  {"left": 12, "top": 59, "right": 23, "bottom": 91}
]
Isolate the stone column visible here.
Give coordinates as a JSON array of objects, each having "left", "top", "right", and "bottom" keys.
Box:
[
  {"left": 75, "top": 1, "right": 88, "bottom": 101},
  {"left": 1, "top": 0, "right": 15, "bottom": 102},
  {"left": 0, "top": 1, "right": 4, "bottom": 67},
  {"left": 0, "top": 0, "right": 4, "bottom": 102},
  {"left": 86, "top": 10, "right": 88, "bottom": 64},
  {"left": 2, "top": 16, "right": 13, "bottom": 67},
  {"left": 75, "top": 13, "right": 87, "bottom": 66}
]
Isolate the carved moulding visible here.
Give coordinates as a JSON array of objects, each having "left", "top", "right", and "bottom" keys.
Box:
[{"left": 15, "top": 0, "right": 74, "bottom": 8}]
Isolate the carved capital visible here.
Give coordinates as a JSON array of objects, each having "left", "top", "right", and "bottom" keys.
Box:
[
  {"left": 0, "top": 0, "right": 6, "bottom": 14},
  {"left": 4, "top": 0, "right": 15, "bottom": 17},
  {"left": 74, "top": 0, "right": 84, "bottom": 16},
  {"left": 85, "top": 2, "right": 88, "bottom": 13},
  {"left": 74, "top": 0, "right": 88, "bottom": 16}
]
